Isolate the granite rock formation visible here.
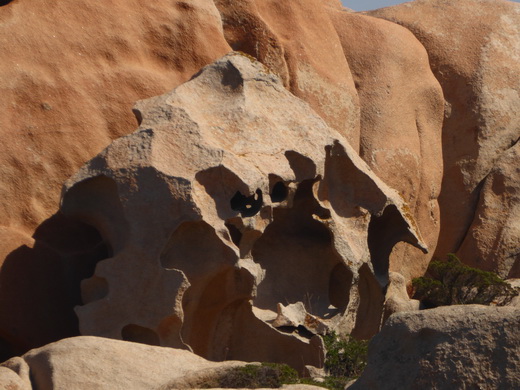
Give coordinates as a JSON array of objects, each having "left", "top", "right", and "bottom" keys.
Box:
[
  {"left": 349, "top": 305, "right": 520, "bottom": 389},
  {"left": 0, "top": 0, "right": 438, "bottom": 357},
  {"left": 0, "top": 0, "right": 518, "bottom": 372},
  {"left": 60, "top": 52, "right": 426, "bottom": 370},
  {"left": 369, "top": 0, "right": 520, "bottom": 278}
]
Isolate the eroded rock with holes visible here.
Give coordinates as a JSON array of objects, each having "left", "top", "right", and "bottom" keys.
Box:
[{"left": 61, "top": 52, "right": 426, "bottom": 371}]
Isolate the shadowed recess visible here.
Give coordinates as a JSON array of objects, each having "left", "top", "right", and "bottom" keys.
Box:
[
  {"left": 61, "top": 175, "right": 129, "bottom": 255},
  {"left": 122, "top": 324, "right": 160, "bottom": 346},
  {"left": 252, "top": 179, "right": 345, "bottom": 317},
  {"left": 367, "top": 204, "right": 414, "bottom": 285},
  {"left": 195, "top": 166, "right": 250, "bottom": 219},
  {"left": 270, "top": 181, "right": 288, "bottom": 203},
  {"left": 351, "top": 264, "right": 384, "bottom": 340},
  {"left": 0, "top": 213, "right": 111, "bottom": 359},
  {"left": 284, "top": 151, "right": 317, "bottom": 182}
]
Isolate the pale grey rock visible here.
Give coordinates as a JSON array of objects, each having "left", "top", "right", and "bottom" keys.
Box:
[
  {"left": 0, "top": 336, "right": 246, "bottom": 390},
  {"left": 349, "top": 305, "right": 520, "bottom": 390}
]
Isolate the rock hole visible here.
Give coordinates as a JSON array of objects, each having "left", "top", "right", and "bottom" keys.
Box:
[
  {"left": 328, "top": 263, "right": 353, "bottom": 309},
  {"left": 121, "top": 324, "right": 160, "bottom": 346},
  {"left": 225, "top": 222, "right": 242, "bottom": 247},
  {"left": 230, "top": 189, "right": 263, "bottom": 217},
  {"left": 270, "top": 181, "right": 288, "bottom": 203},
  {"left": 367, "top": 204, "right": 411, "bottom": 284},
  {"left": 0, "top": 1, "right": 13, "bottom": 6}
]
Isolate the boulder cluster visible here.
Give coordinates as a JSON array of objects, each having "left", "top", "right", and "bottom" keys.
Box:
[{"left": 0, "top": 0, "right": 518, "bottom": 389}]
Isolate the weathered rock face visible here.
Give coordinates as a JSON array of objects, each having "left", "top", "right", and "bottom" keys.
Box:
[
  {"left": 0, "top": 0, "right": 230, "bottom": 235},
  {"left": 350, "top": 305, "right": 520, "bottom": 390},
  {"left": 0, "top": 336, "right": 247, "bottom": 390},
  {"left": 326, "top": 8, "right": 444, "bottom": 282},
  {"left": 458, "top": 142, "right": 520, "bottom": 278},
  {"left": 214, "top": 0, "right": 361, "bottom": 147},
  {"left": 369, "top": 0, "right": 520, "bottom": 278},
  {"left": 60, "top": 53, "right": 426, "bottom": 370},
  {"left": 1, "top": 0, "right": 517, "bottom": 366}
]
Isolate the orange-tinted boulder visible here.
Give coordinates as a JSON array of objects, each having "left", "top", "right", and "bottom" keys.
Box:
[
  {"left": 327, "top": 7, "right": 444, "bottom": 281},
  {"left": 369, "top": 0, "right": 520, "bottom": 277}
]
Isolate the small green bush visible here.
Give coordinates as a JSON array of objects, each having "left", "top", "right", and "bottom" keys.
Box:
[
  {"left": 412, "top": 254, "right": 518, "bottom": 307},
  {"left": 215, "top": 362, "right": 298, "bottom": 388},
  {"left": 323, "top": 332, "right": 368, "bottom": 379}
]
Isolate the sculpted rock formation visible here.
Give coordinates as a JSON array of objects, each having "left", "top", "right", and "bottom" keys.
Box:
[
  {"left": 0, "top": 0, "right": 428, "bottom": 357},
  {"left": 369, "top": 0, "right": 520, "bottom": 278},
  {"left": 0, "top": 0, "right": 518, "bottom": 368},
  {"left": 349, "top": 305, "right": 520, "bottom": 389},
  {"left": 0, "top": 336, "right": 247, "bottom": 390},
  {"left": 60, "top": 53, "right": 426, "bottom": 370}
]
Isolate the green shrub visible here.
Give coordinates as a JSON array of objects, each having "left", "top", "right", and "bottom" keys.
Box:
[
  {"left": 322, "top": 332, "right": 368, "bottom": 379},
  {"left": 215, "top": 362, "right": 298, "bottom": 388},
  {"left": 412, "top": 254, "right": 518, "bottom": 307}
]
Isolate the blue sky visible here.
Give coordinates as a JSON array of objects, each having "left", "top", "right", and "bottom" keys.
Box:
[
  {"left": 341, "top": 0, "right": 409, "bottom": 11},
  {"left": 342, "top": 0, "right": 519, "bottom": 12}
]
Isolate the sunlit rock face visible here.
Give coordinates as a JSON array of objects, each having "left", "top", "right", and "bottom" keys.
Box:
[
  {"left": 61, "top": 53, "right": 426, "bottom": 371},
  {"left": 369, "top": 0, "right": 520, "bottom": 278}
]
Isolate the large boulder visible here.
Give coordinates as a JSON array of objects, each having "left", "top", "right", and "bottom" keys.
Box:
[
  {"left": 326, "top": 7, "right": 444, "bottom": 283},
  {"left": 350, "top": 305, "right": 520, "bottom": 389},
  {"left": 60, "top": 52, "right": 426, "bottom": 370},
  {"left": 0, "top": 336, "right": 247, "bottom": 390},
  {"left": 369, "top": 0, "right": 520, "bottom": 277}
]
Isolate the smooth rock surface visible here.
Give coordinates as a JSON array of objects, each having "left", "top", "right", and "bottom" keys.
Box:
[
  {"left": 0, "top": 336, "right": 246, "bottom": 390},
  {"left": 215, "top": 0, "right": 361, "bottom": 147},
  {"left": 370, "top": 0, "right": 520, "bottom": 277},
  {"left": 349, "top": 305, "right": 520, "bottom": 390},
  {"left": 327, "top": 6, "right": 444, "bottom": 283}
]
